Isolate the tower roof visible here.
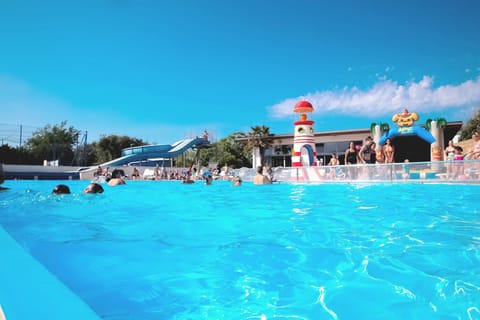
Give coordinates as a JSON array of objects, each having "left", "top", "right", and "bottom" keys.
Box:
[{"left": 293, "top": 100, "right": 314, "bottom": 113}]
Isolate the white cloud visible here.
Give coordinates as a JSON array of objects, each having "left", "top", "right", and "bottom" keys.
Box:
[{"left": 269, "top": 76, "right": 480, "bottom": 119}]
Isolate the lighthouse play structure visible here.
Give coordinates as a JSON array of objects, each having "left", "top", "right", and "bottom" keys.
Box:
[{"left": 291, "top": 100, "right": 317, "bottom": 167}]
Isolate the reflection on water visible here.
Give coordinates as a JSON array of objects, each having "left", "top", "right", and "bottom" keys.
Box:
[{"left": 0, "top": 180, "right": 479, "bottom": 319}]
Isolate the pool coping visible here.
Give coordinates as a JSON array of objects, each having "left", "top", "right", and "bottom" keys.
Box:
[{"left": 0, "top": 226, "right": 101, "bottom": 320}]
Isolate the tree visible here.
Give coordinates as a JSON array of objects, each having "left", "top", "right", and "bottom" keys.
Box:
[
  {"left": 238, "top": 125, "right": 274, "bottom": 167},
  {"left": 90, "top": 135, "right": 146, "bottom": 164},
  {"left": 196, "top": 134, "right": 250, "bottom": 168},
  {"left": 217, "top": 134, "right": 251, "bottom": 168},
  {"left": 23, "top": 121, "right": 80, "bottom": 165},
  {"left": 0, "top": 144, "right": 30, "bottom": 164},
  {"left": 460, "top": 108, "right": 480, "bottom": 140}
]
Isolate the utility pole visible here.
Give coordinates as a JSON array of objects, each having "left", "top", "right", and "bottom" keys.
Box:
[{"left": 19, "top": 125, "right": 22, "bottom": 147}]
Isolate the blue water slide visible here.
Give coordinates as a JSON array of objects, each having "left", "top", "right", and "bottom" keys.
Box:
[
  {"left": 101, "top": 137, "right": 209, "bottom": 166},
  {"left": 379, "top": 126, "right": 435, "bottom": 145}
]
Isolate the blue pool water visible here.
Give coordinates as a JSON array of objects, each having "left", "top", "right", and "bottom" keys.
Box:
[{"left": 1, "top": 180, "right": 480, "bottom": 319}]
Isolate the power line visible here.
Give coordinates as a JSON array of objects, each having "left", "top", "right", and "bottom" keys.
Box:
[{"left": 0, "top": 123, "right": 41, "bottom": 146}]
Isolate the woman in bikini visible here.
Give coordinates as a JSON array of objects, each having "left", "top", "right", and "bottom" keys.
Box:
[
  {"left": 444, "top": 140, "right": 456, "bottom": 179},
  {"left": 444, "top": 140, "right": 456, "bottom": 160}
]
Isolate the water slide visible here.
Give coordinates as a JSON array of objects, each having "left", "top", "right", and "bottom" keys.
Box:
[{"left": 99, "top": 137, "right": 209, "bottom": 167}]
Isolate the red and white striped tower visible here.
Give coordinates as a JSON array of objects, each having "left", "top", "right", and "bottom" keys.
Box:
[{"left": 291, "top": 100, "right": 316, "bottom": 167}]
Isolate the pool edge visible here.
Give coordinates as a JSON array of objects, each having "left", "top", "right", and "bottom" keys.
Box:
[{"left": 0, "top": 226, "right": 101, "bottom": 320}]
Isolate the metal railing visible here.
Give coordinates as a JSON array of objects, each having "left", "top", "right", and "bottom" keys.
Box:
[{"left": 235, "top": 160, "right": 480, "bottom": 183}]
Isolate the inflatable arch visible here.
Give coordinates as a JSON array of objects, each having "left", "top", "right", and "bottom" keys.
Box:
[
  {"left": 376, "top": 109, "right": 449, "bottom": 162},
  {"left": 378, "top": 108, "right": 436, "bottom": 145},
  {"left": 378, "top": 126, "right": 435, "bottom": 145}
]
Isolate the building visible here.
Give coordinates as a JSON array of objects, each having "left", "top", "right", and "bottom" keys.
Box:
[{"left": 261, "top": 121, "right": 463, "bottom": 168}]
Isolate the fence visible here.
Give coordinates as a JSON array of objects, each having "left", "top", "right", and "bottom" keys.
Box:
[
  {"left": 0, "top": 123, "right": 40, "bottom": 147},
  {"left": 236, "top": 160, "right": 480, "bottom": 183}
]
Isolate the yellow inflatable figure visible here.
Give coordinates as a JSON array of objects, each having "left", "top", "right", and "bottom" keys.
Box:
[{"left": 392, "top": 108, "right": 419, "bottom": 127}]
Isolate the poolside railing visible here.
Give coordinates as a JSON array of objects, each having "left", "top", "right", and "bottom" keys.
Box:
[{"left": 237, "top": 160, "right": 480, "bottom": 183}]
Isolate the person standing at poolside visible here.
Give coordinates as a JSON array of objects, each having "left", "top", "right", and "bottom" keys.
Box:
[
  {"left": 444, "top": 140, "right": 456, "bottom": 160},
  {"left": 328, "top": 153, "right": 340, "bottom": 179},
  {"left": 94, "top": 166, "right": 103, "bottom": 177},
  {"left": 453, "top": 146, "right": 465, "bottom": 178},
  {"left": 369, "top": 141, "right": 377, "bottom": 164},
  {"left": 384, "top": 138, "right": 395, "bottom": 163},
  {"left": 253, "top": 166, "right": 271, "bottom": 185},
  {"left": 328, "top": 153, "right": 340, "bottom": 166},
  {"left": 344, "top": 141, "right": 358, "bottom": 165},
  {"left": 383, "top": 139, "right": 396, "bottom": 179},
  {"left": 0, "top": 163, "right": 8, "bottom": 191},
  {"left": 375, "top": 144, "right": 385, "bottom": 164},
  {"left": 466, "top": 130, "right": 480, "bottom": 160},
  {"left": 444, "top": 140, "right": 456, "bottom": 179},
  {"left": 344, "top": 141, "right": 358, "bottom": 179},
  {"left": 132, "top": 167, "right": 140, "bottom": 180},
  {"left": 359, "top": 136, "right": 374, "bottom": 164}
]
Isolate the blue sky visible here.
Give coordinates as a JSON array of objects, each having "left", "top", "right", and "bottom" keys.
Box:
[{"left": 1, "top": 0, "right": 479, "bottom": 145}]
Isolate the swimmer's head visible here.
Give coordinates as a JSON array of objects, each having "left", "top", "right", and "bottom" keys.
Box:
[
  {"left": 232, "top": 176, "right": 242, "bottom": 186},
  {"left": 84, "top": 183, "right": 104, "bottom": 194},
  {"left": 52, "top": 184, "right": 71, "bottom": 195}
]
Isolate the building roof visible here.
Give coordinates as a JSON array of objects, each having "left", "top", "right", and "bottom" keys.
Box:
[{"left": 238, "top": 121, "right": 463, "bottom": 145}]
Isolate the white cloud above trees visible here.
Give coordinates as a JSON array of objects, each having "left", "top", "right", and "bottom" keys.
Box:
[{"left": 269, "top": 76, "right": 480, "bottom": 118}]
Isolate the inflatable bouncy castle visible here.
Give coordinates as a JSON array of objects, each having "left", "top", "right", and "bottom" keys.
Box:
[{"left": 377, "top": 108, "right": 449, "bottom": 162}]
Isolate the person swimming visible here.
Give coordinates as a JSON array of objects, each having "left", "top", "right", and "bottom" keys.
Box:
[
  {"left": 83, "top": 183, "right": 104, "bottom": 194},
  {"left": 205, "top": 174, "right": 213, "bottom": 185},
  {"left": 107, "top": 169, "right": 126, "bottom": 186},
  {"left": 52, "top": 184, "right": 71, "bottom": 195},
  {"left": 232, "top": 176, "right": 242, "bottom": 186}
]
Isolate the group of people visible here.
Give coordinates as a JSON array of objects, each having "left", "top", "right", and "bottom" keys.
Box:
[
  {"left": 51, "top": 182, "right": 105, "bottom": 195},
  {"left": 336, "top": 137, "right": 396, "bottom": 179},
  {"left": 343, "top": 136, "right": 395, "bottom": 166},
  {"left": 181, "top": 166, "right": 243, "bottom": 186},
  {"left": 444, "top": 139, "right": 468, "bottom": 179},
  {"left": 51, "top": 168, "right": 128, "bottom": 195}
]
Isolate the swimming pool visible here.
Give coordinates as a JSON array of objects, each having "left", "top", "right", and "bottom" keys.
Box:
[{"left": 1, "top": 180, "right": 479, "bottom": 319}]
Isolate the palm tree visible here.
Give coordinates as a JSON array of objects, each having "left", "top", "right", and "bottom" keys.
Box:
[
  {"left": 241, "top": 125, "right": 274, "bottom": 167},
  {"left": 370, "top": 122, "right": 390, "bottom": 135},
  {"left": 426, "top": 117, "right": 447, "bottom": 131}
]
